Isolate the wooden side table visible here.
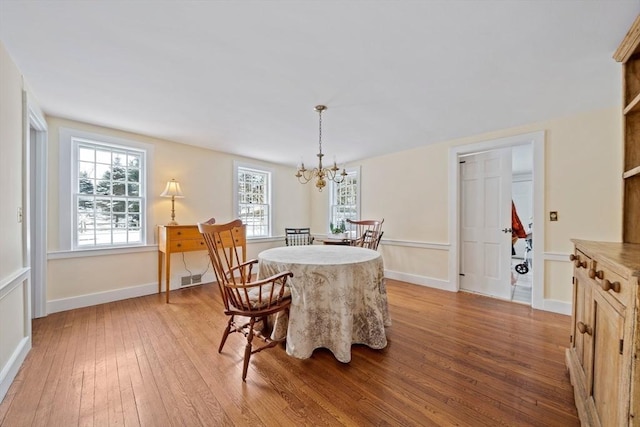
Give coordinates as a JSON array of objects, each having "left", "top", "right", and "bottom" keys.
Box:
[{"left": 157, "top": 225, "right": 207, "bottom": 303}]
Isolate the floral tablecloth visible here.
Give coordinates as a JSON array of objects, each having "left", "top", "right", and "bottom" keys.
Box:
[{"left": 258, "top": 245, "right": 391, "bottom": 362}]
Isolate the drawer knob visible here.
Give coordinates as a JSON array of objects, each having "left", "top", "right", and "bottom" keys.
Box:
[
  {"left": 574, "top": 259, "right": 587, "bottom": 269},
  {"left": 177, "top": 231, "right": 182, "bottom": 236},
  {"left": 588, "top": 269, "right": 604, "bottom": 280},
  {"left": 569, "top": 254, "right": 577, "bottom": 261},
  {"left": 177, "top": 243, "right": 182, "bottom": 248},
  {"left": 577, "top": 321, "right": 593, "bottom": 336},
  {"left": 601, "top": 279, "right": 621, "bottom": 293}
]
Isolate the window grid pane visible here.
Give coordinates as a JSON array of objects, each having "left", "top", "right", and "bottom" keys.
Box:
[
  {"left": 330, "top": 172, "right": 358, "bottom": 229},
  {"left": 237, "top": 167, "right": 270, "bottom": 238},
  {"left": 74, "top": 140, "right": 145, "bottom": 248}
]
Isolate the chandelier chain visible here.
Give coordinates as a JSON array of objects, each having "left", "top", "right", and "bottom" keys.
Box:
[{"left": 318, "top": 107, "right": 323, "bottom": 155}]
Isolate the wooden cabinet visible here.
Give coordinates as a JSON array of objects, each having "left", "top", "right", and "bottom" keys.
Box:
[
  {"left": 157, "top": 225, "right": 207, "bottom": 303},
  {"left": 566, "top": 240, "right": 640, "bottom": 426},
  {"left": 614, "top": 15, "right": 640, "bottom": 243}
]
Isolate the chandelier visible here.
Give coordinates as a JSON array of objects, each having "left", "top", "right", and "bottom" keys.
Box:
[{"left": 295, "top": 105, "right": 347, "bottom": 191}]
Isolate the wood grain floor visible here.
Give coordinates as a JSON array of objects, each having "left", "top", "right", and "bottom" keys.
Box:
[{"left": 0, "top": 279, "right": 579, "bottom": 426}]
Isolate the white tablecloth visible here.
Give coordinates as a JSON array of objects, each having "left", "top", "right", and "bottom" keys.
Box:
[{"left": 258, "top": 245, "right": 391, "bottom": 362}]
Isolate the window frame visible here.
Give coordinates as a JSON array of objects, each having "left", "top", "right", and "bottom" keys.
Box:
[
  {"left": 59, "top": 127, "right": 154, "bottom": 251},
  {"left": 328, "top": 166, "right": 361, "bottom": 234},
  {"left": 233, "top": 161, "right": 273, "bottom": 238}
]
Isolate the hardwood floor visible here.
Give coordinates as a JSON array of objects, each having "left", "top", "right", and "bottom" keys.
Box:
[{"left": 0, "top": 279, "right": 579, "bottom": 426}]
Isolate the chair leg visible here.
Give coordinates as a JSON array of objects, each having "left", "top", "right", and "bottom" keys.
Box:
[
  {"left": 242, "top": 317, "right": 256, "bottom": 381},
  {"left": 218, "top": 316, "right": 233, "bottom": 353}
]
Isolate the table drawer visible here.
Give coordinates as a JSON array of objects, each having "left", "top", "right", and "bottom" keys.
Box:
[
  {"left": 169, "top": 238, "right": 206, "bottom": 252},
  {"left": 167, "top": 227, "right": 202, "bottom": 240},
  {"left": 589, "top": 262, "right": 631, "bottom": 308}
]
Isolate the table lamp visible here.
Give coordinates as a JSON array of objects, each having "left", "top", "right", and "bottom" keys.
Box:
[{"left": 160, "top": 179, "right": 184, "bottom": 225}]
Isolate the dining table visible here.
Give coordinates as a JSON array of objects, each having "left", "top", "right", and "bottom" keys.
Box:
[{"left": 258, "top": 245, "right": 390, "bottom": 363}]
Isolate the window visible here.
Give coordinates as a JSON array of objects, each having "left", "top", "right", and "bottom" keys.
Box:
[
  {"left": 59, "top": 128, "right": 151, "bottom": 251},
  {"left": 235, "top": 163, "right": 271, "bottom": 237},
  {"left": 329, "top": 167, "right": 360, "bottom": 232}
]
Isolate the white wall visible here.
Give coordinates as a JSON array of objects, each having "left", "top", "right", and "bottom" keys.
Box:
[
  {"left": 46, "top": 108, "right": 624, "bottom": 314},
  {"left": 0, "top": 41, "right": 32, "bottom": 402},
  {"left": 310, "top": 107, "right": 623, "bottom": 309},
  {"left": 45, "top": 117, "right": 311, "bottom": 310}
]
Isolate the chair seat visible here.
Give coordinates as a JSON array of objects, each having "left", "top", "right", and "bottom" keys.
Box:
[{"left": 246, "top": 284, "right": 291, "bottom": 309}]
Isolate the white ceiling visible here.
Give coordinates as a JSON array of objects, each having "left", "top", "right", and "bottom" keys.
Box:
[{"left": 1, "top": 1, "right": 638, "bottom": 167}]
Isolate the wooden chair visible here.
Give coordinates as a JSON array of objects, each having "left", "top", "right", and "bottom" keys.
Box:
[
  {"left": 198, "top": 219, "right": 293, "bottom": 381},
  {"left": 346, "top": 218, "right": 384, "bottom": 250},
  {"left": 285, "top": 227, "right": 314, "bottom": 246}
]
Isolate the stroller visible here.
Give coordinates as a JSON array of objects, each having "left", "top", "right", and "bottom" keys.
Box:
[{"left": 514, "top": 230, "right": 532, "bottom": 274}]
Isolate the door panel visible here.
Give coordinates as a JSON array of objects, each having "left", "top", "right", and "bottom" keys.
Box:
[
  {"left": 591, "top": 291, "right": 625, "bottom": 427},
  {"left": 460, "top": 148, "right": 512, "bottom": 299}
]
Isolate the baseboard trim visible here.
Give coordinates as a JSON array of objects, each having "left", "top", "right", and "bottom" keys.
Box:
[
  {"left": 384, "top": 269, "right": 454, "bottom": 292},
  {"left": 0, "top": 336, "right": 31, "bottom": 402},
  {"left": 47, "top": 282, "right": 159, "bottom": 314},
  {"left": 543, "top": 299, "right": 572, "bottom": 315},
  {"left": 384, "top": 269, "right": 571, "bottom": 315},
  {"left": 45, "top": 269, "right": 571, "bottom": 317}
]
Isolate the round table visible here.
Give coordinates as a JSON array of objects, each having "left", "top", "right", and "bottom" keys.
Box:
[{"left": 258, "top": 245, "right": 390, "bottom": 362}]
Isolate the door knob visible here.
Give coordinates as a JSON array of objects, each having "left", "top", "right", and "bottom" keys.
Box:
[{"left": 501, "top": 228, "right": 513, "bottom": 233}]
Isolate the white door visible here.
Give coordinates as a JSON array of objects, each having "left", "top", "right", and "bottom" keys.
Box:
[{"left": 460, "top": 148, "right": 512, "bottom": 299}]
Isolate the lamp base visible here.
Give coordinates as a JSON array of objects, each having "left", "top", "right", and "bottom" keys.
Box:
[{"left": 167, "top": 220, "right": 179, "bottom": 226}]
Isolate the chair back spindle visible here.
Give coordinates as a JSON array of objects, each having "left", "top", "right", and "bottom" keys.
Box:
[
  {"left": 285, "top": 227, "right": 314, "bottom": 246},
  {"left": 346, "top": 218, "right": 384, "bottom": 250}
]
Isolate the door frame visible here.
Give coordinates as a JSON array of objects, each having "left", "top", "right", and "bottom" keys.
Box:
[
  {"left": 23, "top": 90, "right": 48, "bottom": 318},
  {"left": 449, "top": 131, "right": 545, "bottom": 309}
]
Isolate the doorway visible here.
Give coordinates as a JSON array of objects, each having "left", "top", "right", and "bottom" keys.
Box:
[
  {"left": 510, "top": 145, "right": 534, "bottom": 304},
  {"left": 24, "top": 93, "right": 48, "bottom": 318},
  {"left": 449, "top": 131, "right": 544, "bottom": 309}
]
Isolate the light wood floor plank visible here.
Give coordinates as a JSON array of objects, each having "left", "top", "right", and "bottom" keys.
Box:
[
  {"left": 0, "top": 279, "right": 579, "bottom": 426},
  {"left": 78, "top": 305, "right": 98, "bottom": 427}
]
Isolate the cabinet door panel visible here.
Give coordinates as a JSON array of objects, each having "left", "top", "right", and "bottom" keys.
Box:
[
  {"left": 591, "top": 291, "right": 626, "bottom": 427},
  {"left": 573, "top": 270, "right": 593, "bottom": 387}
]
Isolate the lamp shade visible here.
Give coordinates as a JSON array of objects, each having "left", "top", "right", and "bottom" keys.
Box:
[{"left": 160, "top": 179, "right": 184, "bottom": 198}]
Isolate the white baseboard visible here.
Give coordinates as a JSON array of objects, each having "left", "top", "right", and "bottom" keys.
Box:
[
  {"left": 543, "top": 299, "right": 572, "bottom": 315},
  {"left": 384, "top": 269, "right": 455, "bottom": 292},
  {"left": 0, "top": 337, "right": 31, "bottom": 402},
  {"left": 47, "top": 282, "right": 159, "bottom": 314},
  {"left": 47, "top": 271, "right": 217, "bottom": 314},
  {"left": 384, "top": 269, "right": 571, "bottom": 316}
]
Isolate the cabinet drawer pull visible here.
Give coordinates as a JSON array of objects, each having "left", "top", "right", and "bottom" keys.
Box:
[
  {"left": 570, "top": 254, "right": 587, "bottom": 268},
  {"left": 177, "top": 231, "right": 182, "bottom": 236},
  {"left": 577, "top": 321, "right": 593, "bottom": 336},
  {"left": 176, "top": 243, "right": 182, "bottom": 248},
  {"left": 601, "top": 279, "right": 621, "bottom": 293},
  {"left": 588, "top": 269, "right": 604, "bottom": 279}
]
